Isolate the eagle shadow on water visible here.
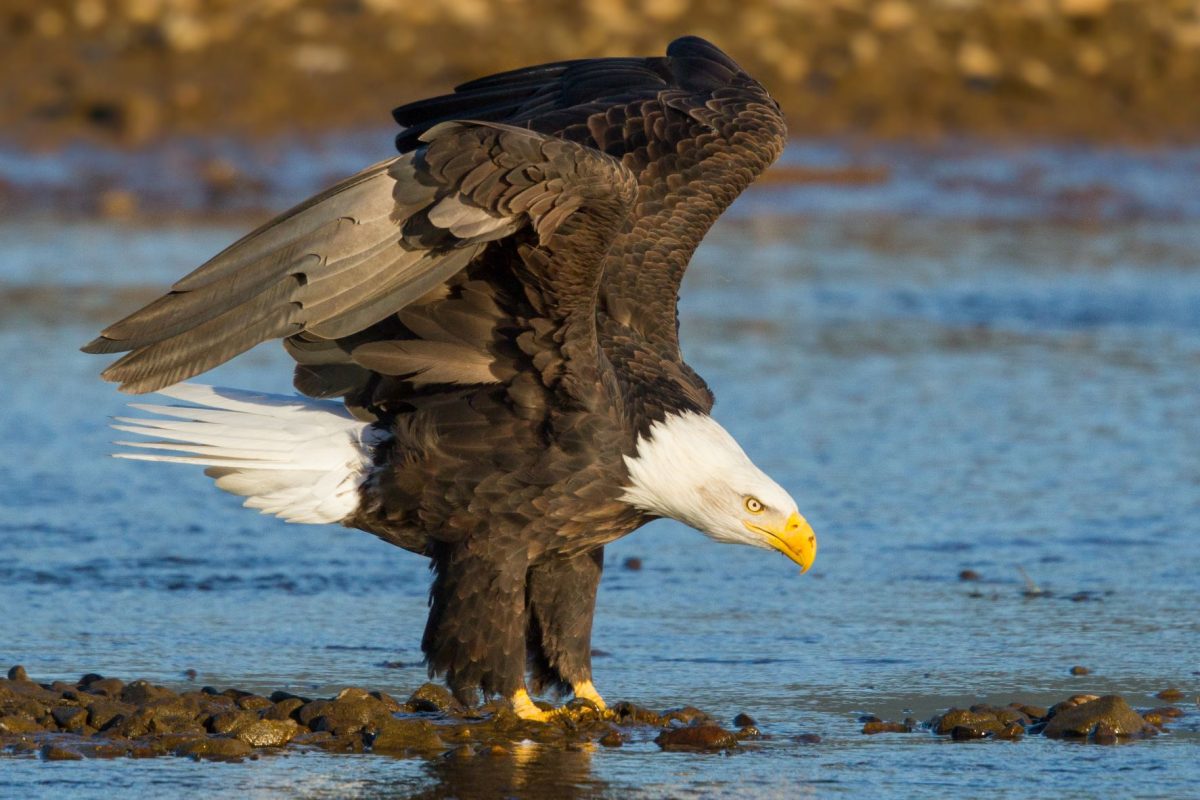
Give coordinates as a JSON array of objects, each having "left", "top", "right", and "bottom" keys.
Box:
[{"left": 84, "top": 36, "right": 818, "bottom": 720}]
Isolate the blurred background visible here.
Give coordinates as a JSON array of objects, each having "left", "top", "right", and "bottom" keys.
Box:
[{"left": 2, "top": 0, "right": 1200, "bottom": 214}]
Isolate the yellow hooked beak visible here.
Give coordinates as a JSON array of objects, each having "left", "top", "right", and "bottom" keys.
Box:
[{"left": 745, "top": 511, "right": 817, "bottom": 573}]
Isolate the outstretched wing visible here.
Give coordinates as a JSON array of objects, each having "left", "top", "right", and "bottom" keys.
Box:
[
  {"left": 85, "top": 122, "right": 635, "bottom": 394},
  {"left": 393, "top": 36, "right": 788, "bottom": 375}
]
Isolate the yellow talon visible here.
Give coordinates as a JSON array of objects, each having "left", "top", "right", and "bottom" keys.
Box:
[
  {"left": 572, "top": 680, "right": 606, "bottom": 711},
  {"left": 510, "top": 688, "right": 553, "bottom": 722}
]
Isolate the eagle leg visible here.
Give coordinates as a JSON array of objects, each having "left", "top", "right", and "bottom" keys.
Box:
[
  {"left": 424, "top": 545, "right": 529, "bottom": 705},
  {"left": 525, "top": 547, "right": 605, "bottom": 704}
]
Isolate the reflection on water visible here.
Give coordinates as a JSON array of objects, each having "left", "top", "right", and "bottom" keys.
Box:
[{"left": 1, "top": 141, "right": 1199, "bottom": 798}]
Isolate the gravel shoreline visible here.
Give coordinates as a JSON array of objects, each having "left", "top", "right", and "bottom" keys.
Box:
[
  {"left": 1, "top": 667, "right": 1189, "bottom": 762},
  {"left": 4, "top": 0, "right": 1199, "bottom": 146}
]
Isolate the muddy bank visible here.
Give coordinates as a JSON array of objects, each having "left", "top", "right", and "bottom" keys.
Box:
[
  {"left": 4, "top": 0, "right": 1200, "bottom": 147},
  {"left": 2, "top": 666, "right": 1191, "bottom": 762}
]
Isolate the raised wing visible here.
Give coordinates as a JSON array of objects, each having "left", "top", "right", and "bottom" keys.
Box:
[
  {"left": 393, "top": 36, "right": 788, "bottom": 365},
  {"left": 85, "top": 122, "right": 635, "bottom": 394}
]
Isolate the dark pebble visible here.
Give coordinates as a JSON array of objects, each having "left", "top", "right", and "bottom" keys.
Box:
[
  {"left": 7, "top": 665, "right": 28, "bottom": 681},
  {"left": 184, "top": 669, "right": 197, "bottom": 681},
  {"left": 862, "top": 721, "right": 909, "bottom": 734},
  {"left": 405, "top": 683, "right": 464, "bottom": 715},
  {"left": 174, "top": 736, "right": 253, "bottom": 761},
  {"left": 51, "top": 705, "right": 89, "bottom": 731},
  {"left": 236, "top": 719, "right": 301, "bottom": 747},
  {"left": 1043, "top": 695, "right": 1149, "bottom": 739},
  {"left": 623, "top": 557, "right": 642, "bottom": 571},
  {"left": 598, "top": 729, "right": 623, "bottom": 747},
  {"left": 263, "top": 697, "right": 305, "bottom": 721},
  {"left": 611, "top": 701, "right": 661, "bottom": 726},
  {"left": 370, "top": 717, "right": 443, "bottom": 754},
  {"left": 958, "top": 569, "right": 981, "bottom": 581},
  {"left": 42, "top": 744, "right": 84, "bottom": 761},
  {"left": 655, "top": 723, "right": 738, "bottom": 750},
  {"left": 1070, "top": 665, "right": 1091, "bottom": 676},
  {"left": 950, "top": 724, "right": 994, "bottom": 740},
  {"left": 794, "top": 733, "right": 822, "bottom": 744},
  {"left": 661, "top": 706, "right": 709, "bottom": 726},
  {"left": 732, "top": 713, "right": 757, "bottom": 728},
  {"left": 235, "top": 694, "right": 272, "bottom": 711}
]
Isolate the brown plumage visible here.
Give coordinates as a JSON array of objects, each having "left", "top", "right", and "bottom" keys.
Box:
[{"left": 87, "top": 37, "right": 791, "bottom": 706}]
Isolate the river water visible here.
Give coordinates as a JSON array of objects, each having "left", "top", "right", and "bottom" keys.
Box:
[{"left": 0, "top": 139, "right": 1197, "bottom": 798}]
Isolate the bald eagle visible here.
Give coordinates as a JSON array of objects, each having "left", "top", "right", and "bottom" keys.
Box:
[{"left": 84, "top": 36, "right": 816, "bottom": 720}]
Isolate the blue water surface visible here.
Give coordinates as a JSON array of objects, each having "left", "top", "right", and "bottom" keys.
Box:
[{"left": 0, "top": 138, "right": 1197, "bottom": 798}]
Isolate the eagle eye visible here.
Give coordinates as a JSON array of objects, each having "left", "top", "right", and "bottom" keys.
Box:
[{"left": 744, "top": 496, "right": 765, "bottom": 514}]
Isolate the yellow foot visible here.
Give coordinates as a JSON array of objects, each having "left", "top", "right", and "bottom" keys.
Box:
[
  {"left": 572, "top": 680, "right": 607, "bottom": 711},
  {"left": 510, "top": 688, "right": 553, "bottom": 722}
]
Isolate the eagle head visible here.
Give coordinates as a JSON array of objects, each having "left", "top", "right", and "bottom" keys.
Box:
[{"left": 621, "top": 412, "right": 817, "bottom": 572}]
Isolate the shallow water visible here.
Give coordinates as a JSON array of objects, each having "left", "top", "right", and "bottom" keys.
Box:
[{"left": 1, "top": 140, "right": 1198, "bottom": 798}]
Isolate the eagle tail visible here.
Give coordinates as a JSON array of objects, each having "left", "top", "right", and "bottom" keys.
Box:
[{"left": 111, "top": 383, "right": 383, "bottom": 524}]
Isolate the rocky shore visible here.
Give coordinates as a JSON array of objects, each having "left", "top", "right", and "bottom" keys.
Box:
[
  {"left": 1, "top": 666, "right": 1190, "bottom": 762},
  {"left": 3, "top": 0, "right": 1199, "bottom": 147}
]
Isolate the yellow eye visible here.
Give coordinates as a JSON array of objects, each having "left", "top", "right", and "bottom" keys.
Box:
[{"left": 744, "top": 496, "right": 765, "bottom": 514}]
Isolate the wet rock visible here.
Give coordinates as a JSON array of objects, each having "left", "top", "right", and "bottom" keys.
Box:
[
  {"left": 207, "top": 709, "right": 257, "bottom": 736},
  {"left": 735, "top": 725, "right": 762, "bottom": 740},
  {"left": 88, "top": 701, "right": 134, "bottom": 730},
  {"left": 268, "top": 690, "right": 310, "bottom": 705},
  {"left": 794, "top": 733, "right": 822, "bottom": 744},
  {"left": 655, "top": 723, "right": 738, "bottom": 751},
  {"left": 662, "top": 706, "right": 709, "bottom": 726},
  {"left": 84, "top": 681, "right": 125, "bottom": 695},
  {"left": 370, "top": 691, "right": 404, "bottom": 713},
  {"left": 76, "top": 739, "right": 132, "bottom": 759},
  {"left": 304, "top": 694, "right": 391, "bottom": 735},
  {"left": 7, "top": 665, "right": 29, "bottom": 681},
  {"left": 42, "top": 743, "right": 84, "bottom": 761},
  {"left": 1155, "top": 688, "right": 1184, "bottom": 702},
  {"left": 623, "top": 557, "right": 642, "bottom": 571},
  {"left": 370, "top": 716, "right": 443, "bottom": 754},
  {"left": 263, "top": 697, "right": 305, "bottom": 721},
  {"left": 733, "top": 713, "right": 757, "bottom": 728},
  {"left": 174, "top": 736, "right": 253, "bottom": 760},
  {"left": 1048, "top": 694, "right": 1100, "bottom": 717},
  {"left": 1070, "top": 665, "right": 1091, "bottom": 676},
  {"left": 611, "top": 701, "right": 661, "bottom": 726},
  {"left": 0, "top": 715, "right": 44, "bottom": 734},
  {"left": 862, "top": 721, "right": 910, "bottom": 734},
  {"left": 120, "top": 680, "right": 173, "bottom": 706},
  {"left": 958, "top": 569, "right": 981, "bottom": 581},
  {"left": 933, "top": 708, "right": 1003, "bottom": 736},
  {"left": 291, "top": 730, "right": 334, "bottom": 746},
  {"left": 1043, "top": 695, "right": 1149, "bottom": 740},
  {"left": 405, "top": 683, "right": 464, "bottom": 715},
  {"left": 235, "top": 694, "right": 272, "bottom": 712},
  {"left": 51, "top": 705, "right": 90, "bottom": 731},
  {"left": 235, "top": 719, "right": 300, "bottom": 747},
  {"left": 950, "top": 721, "right": 1004, "bottom": 740},
  {"left": 598, "top": 729, "right": 623, "bottom": 747},
  {"left": 995, "top": 723, "right": 1025, "bottom": 740},
  {"left": 1011, "top": 703, "right": 1048, "bottom": 720}
]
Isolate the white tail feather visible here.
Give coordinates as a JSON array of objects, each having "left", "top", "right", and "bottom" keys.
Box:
[{"left": 113, "top": 383, "right": 385, "bottom": 524}]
